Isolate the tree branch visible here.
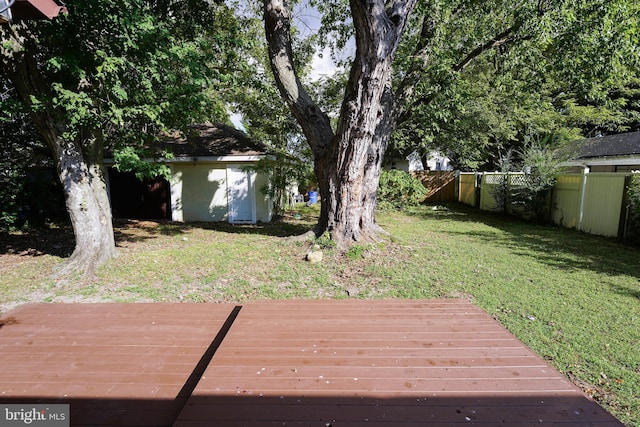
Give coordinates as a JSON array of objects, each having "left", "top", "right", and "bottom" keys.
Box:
[
  {"left": 452, "top": 26, "right": 515, "bottom": 72},
  {"left": 263, "top": 0, "right": 334, "bottom": 156},
  {"left": 392, "top": 14, "right": 437, "bottom": 125}
]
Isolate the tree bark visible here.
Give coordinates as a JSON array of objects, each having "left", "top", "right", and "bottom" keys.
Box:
[
  {"left": 2, "top": 29, "right": 117, "bottom": 276},
  {"left": 264, "top": 0, "right": 417, "bottom": 247},
  {"left": 49, "top": 132, "right": 116, "bottom": 277}
]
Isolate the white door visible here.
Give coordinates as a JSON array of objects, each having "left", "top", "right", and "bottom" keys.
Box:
[{"left": 227, "top": 167, "right": 256, "bottom": 224}]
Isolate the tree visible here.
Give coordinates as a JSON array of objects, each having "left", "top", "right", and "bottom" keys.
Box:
[
  {"left": 389, "top": 0, "right": 640, "bottom": 169},
  {"left": 1, "top": 1, "right": 248, "bottom": 275},
  {"left": 230, "top": 16, "right": 315, "bottom": 216},
  {"left": 264, "top": 0, "right": 418, "bottom": 247}
]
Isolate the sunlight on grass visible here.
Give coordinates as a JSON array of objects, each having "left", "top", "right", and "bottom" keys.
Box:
[{"left": 1, "top": 203, "right": 638, "bottom": 424}]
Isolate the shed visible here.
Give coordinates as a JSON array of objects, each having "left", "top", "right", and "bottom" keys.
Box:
[
  {"left": 107, "top": 124, "right": 273, "bottom": 224},
  {"left": 562, "top": 132, "right": 640, "bottom": 173}
]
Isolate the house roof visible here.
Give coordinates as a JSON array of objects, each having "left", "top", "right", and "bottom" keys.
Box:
[
  {"left": 158, "top": 123, "right": 269, "bottom": 158},
  {"left": 7, "top": 0, "right": 67, "bottom": 20},
  {"left": 568, "top": 132, "right": 640, "bottom": 160}
]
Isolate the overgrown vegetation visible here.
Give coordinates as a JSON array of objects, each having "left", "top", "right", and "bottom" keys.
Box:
[
  {"left": 491, "top": 141, "right": 568, "bottom": 220},
  {"left": 626, "top": 174, "right": 640, "bottom": 244},
  {"left": 1, "top": 204, "right": 637, "bottom": 425},
  {"left": 112, "top": 146, "right": 173, "bottom": 181},
  {"left": 245, "top": 153, "right": 315, "bottom": 219},
  {"left": 376, "top": 169, "right": 427, "bottom": 211}
]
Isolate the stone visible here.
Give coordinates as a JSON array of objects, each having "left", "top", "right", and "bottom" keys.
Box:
[{"left": 306, "top": 250, "right": 323, "bottom": 263}]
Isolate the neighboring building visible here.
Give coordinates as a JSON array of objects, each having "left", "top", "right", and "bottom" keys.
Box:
[
  {"left": 562, "top": 132, "right": 640, "bottom": 173},
  {"left": 106, "top": 123, "right": 273, "bottom": 224},
  {"left": 423, "top": 151, "right": 453, "bottom": 171},
  {"left": 384, "top": 151, "right": 452, "bottom": 172},
  {"left": 1, "top": 0, "right": 67, "bottom": 22}
]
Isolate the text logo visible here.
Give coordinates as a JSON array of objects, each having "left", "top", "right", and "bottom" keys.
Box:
[{"left": 1, "top": 405, "right": 69, "bottom": 427}]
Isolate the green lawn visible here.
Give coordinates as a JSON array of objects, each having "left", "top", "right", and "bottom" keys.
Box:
[{"left": 1, "top": 203, "right": 638, "bottom": 425}]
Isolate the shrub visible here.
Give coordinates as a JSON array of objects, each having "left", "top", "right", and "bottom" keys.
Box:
[
  {"left": 626, "top": 174, "right": 640, "bottom": 244},
  {"left": 377, "top": 169, "right": 427, "bottom": 211}
]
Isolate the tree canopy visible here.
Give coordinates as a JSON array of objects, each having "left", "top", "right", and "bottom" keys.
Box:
[
  {"left": 305, "top": 0, "right": 639, "bottom": 169},
  {"left": 1, "top": 0, "right": 254, "bottom": 274},
  {"left": 389, "top": 0, "right": 640, "bottom": 169}
]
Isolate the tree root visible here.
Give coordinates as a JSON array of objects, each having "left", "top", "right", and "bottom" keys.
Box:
[
  {"left": 51, "top": 246, "right": 117, "bottom": 280},
  {"left": 284, "top": 229, "right": 319, "bottom": 243}
]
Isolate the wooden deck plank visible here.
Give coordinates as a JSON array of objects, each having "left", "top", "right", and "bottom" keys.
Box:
[
  {"left": 175, "top": 299, "right": 622, "bottom": 427},
  {"left": 0, "top": 303, "right": 237, "bottom": 426},
  {"left": 0, "top": 300, "right": 623, "bottom": 427}
]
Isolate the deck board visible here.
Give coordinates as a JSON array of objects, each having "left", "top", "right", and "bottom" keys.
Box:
[
  {"left": 0, "top": 303, "right": 237, "bottom": 426},
  {"left": 0, "top": 300, "right": 623, "bottom": 426},
  {"left": 174, "top": 300, "right": 622, "bottom": 427}
]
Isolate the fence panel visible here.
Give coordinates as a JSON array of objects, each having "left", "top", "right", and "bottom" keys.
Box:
[
  {"left": 480, "top": 173, "right": 502, "bottom": 211},
  {"left": 456, "top": 171, "right": 628, "bottom": 239},
  {"left": 414, "top": 171, "right": 457, "bottom": 202},
  {"left": 580, "top": 174, "right": 627, "bottom": 237},
  {"left": 458, "top": 173, "right": 477, "bottom": 206},
  {"left": 551, "top": 174, "right": 582, "bottom": 228}
]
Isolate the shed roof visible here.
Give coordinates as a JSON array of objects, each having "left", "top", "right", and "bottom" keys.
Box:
[
  {"left": 569, "top": 132, "right": 640, "bottom": 160},
  {"left": 159, "top": 123, "right": 269, "bottom": 158}
]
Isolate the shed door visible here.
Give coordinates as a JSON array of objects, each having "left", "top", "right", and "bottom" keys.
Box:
[{"left": 227, "top": 167, "right": 256, "bottom": 224}]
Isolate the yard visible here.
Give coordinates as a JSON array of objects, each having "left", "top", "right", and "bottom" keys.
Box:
[{"left": 1, "top": 203, "right": 638, "bottom": 426}]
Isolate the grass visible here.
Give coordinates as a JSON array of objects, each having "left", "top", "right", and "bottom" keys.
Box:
[{"left": 1, "top": 203, "right": 638, "bottom": 425}]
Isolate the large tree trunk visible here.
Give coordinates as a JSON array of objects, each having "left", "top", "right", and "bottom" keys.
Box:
[
  {"left": 264, "top": 0, "right": 417, "bottom": 247},
  {"left": 50, "top": 134, "right": 116, "bottom": 277},
  {"left": 2, "top": 31, "right": 117, "bottom": 276}
]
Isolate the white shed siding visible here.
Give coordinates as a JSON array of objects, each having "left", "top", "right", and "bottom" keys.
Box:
[{"left": 169, "top": 161, "right": 271, "bottom": 224}]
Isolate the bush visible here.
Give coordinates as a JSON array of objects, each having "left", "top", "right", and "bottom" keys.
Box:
[
  {"left": 377, "top": 169, "right": 426, "bottom": 211},
  {"left": 491, "top": 143, "right": 566, "bottom": 220},
  {"left": 626, "top": 174, "right": 640, "bottom": 244}
]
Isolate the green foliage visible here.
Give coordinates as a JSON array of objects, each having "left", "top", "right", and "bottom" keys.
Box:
[
  {"left": 491, "top": 139, "right": 570, "bottom": 219},
  {"left": 389, "top": 0, "right": 640, "bottom": 169},
  {"left": 112, "top": 146, "right": 172, "bottom": 181},
  {"left": 0, "top": 106, "right": 66, "bottom": 230},
  {"left": 625, "top": 174, "right": 640, "bottom": 244},
  {"left": 1, "top": 0, "right": 258, "bottom": 237},
  {"left": 315, "top": 231, "right": 337, "bottom": 249},
  {"left": 377, "top": 169, "right": 427, "bottom": 211},
  {"left": 2, "top": 0, "right": 253, "bottom": 165},
  {"left": 345, "top": 244, "right": 371, "bottom": 260},
  {"left": 245, "top": 154, "right": 314, "bottom": 218},
  {"left": 490, "top": 149, "right": 515, "bottom": 213},
  {"left": 512, "top": 141, "right": 567, "bottom": 220}
]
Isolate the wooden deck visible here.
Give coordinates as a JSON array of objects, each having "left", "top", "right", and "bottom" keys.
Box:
[{"left": 0, "top": 300, "right": 623, "bottom": 426}]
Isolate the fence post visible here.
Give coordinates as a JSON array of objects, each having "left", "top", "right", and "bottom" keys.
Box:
[
  {"left": 475, "top": 172, "right": 482, "bottom": 208},
  {"left": 577, "top": 167, "right": 589, "bottom": 231}
]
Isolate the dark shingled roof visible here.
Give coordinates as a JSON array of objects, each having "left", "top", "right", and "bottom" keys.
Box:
[
  {"left": 158, "top": 123, "right": 269, "bottom": 158},
  {"left": 569, "top": 132, "right": 640, "bottom": 160}
]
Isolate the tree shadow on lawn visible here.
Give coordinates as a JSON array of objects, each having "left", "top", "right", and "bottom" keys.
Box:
[
  {"left": 113, "top": 217, "right": 313, "bottom": 241},
  {"left": 411, "top": 203, "right": 640, "bottom": 288},
  {"left": 0, "top": 223, "right": 75, "bottom": 258},
  {"left": 1, "top": 217, "right": 313, "bottom": 260}
]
